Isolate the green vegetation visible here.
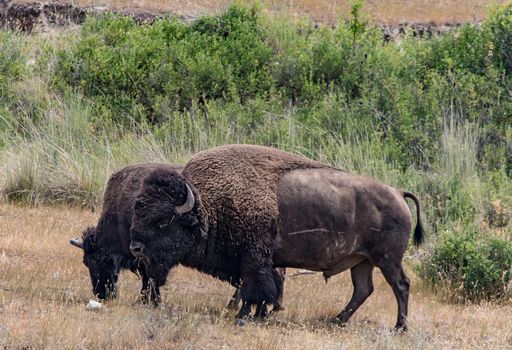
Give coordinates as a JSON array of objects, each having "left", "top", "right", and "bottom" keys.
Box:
[
  {"left": 0, "top": 3, "right": 511, "bottom": 301},
  {"left": 419, "top": 225, "right": 512, "bottom": 302}
]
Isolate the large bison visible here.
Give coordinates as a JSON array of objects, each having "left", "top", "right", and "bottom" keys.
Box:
[
  {"left": 69, "top": 162, "right": 282, "bottom": 309},
  {"left": 69, "top": 163, "right": 184, "bottom": 303},
  {"left": 129, "top": 145, "right": 424, "bottom": 330}
]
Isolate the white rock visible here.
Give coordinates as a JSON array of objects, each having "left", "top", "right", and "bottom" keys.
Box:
[{"left": 86, "top": 299, "right": 102, "bottom": 311}]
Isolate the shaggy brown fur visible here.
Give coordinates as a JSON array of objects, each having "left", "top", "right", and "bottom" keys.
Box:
[
  {"left": 77, "top": 161, "right": 281, "bottom": 308},
  {"left": 71, "top": 163, "right": 183, "bottom": 302},
  {"left": 182, "top": 144, "right": 330, "bottom": 271},
  {"left": 183, "top": 145, "right": 331, "bottom": 315},
  {"left": 131, "top": 145, "right": 328, "bottom": 316}
]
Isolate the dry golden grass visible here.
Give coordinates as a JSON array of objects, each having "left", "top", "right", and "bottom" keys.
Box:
[
  {"left": 13, "top": 0, "right": 507, "bottom": 24},
  {"left": 1, "top": 204, "right": 512, "bottom": 349}
]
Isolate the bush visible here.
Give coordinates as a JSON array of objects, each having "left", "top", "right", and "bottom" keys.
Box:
[
  {"left": 49, "top": 3, "right": 512, "bottom": 173},
  {"left": 0, "top": 31, "right": 25, "bottom": 102},
  {"left": 487, "top": 3, "right": 512, "bottom": 74},
  {"left": 419, "top": 227, "right": 512, "bottom": 302},
  {"left": 421, "top": 175, "right": 477, "bottom": 233},
  {"left": 57, "top": 5, "right": 274, "bottom": 123},
  {"left": 2, "top": 2, "right": 512, "bottom": 214}
]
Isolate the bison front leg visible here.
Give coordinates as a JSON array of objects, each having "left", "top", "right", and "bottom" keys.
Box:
[
  {"left": 236, "top": 265, "right": 277, "bottom": 321},
  {"left": 230, "top": 267, "right": 284, "bottom": 314},
  {"left": 334, "top": 259, "right": 374, "bottom": 325},
  {"left": 139, "top": 266, "right": 161, "bottom": 305},
  {"left": 254, "top": 302, "right": 268, "bottom": 318},
  {"left": 271, "top": 267, "right": 285, "bottom": 312},
  {"left": 227, "top": 288, "right": 242, "bottom": 310}
]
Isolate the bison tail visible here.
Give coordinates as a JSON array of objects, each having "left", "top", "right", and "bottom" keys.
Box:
[{"left": 403, "top": 191, "right": 425, "bottom": 247}]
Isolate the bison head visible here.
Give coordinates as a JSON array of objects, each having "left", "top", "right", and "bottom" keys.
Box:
[
  {"left": 70, "top": 227, "right": 134, "bottom": 300},
  {"left": 129, "top": 168, "right": 204, "bottom": 284}
]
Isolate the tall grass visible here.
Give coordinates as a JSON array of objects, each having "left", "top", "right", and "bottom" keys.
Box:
[
  {"left": 0, "top": 86, "right": 183, "bottom": 207},
  {"left": 0, "top": 4, "right": 510, "bottom": 225},
  {"left": 441, "top": 115, "right": 479, "bottom": 180},
  {"left": 0, "top": 92, "right": 395, "bottom": 208}
]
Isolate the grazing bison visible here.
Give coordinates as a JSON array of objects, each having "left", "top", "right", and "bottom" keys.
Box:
[
  {"left": 129, "top": 145, "right": 424, "bottom": 330},
  {"left": 69, "top": 163, "right": 184, "bottom": 303}
]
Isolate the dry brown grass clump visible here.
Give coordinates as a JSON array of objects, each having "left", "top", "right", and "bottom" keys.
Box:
[{"left": 1, "top": 204, "right": 512, "bottom": 349}]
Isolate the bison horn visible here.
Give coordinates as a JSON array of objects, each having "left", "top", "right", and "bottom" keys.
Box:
[
  {"left": 69, "top": 238, "right": 84, "bottom": 249},
  {"left": 175, "top": 183, "right": 195, "bottom": 214}
]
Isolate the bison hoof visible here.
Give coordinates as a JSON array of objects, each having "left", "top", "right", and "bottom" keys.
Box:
[
  {"left": 271, "top": 305, "right": 285, "bottom": 313},
  {"left": 393, "top": 324, "right": 408, "bottom": 333},
  {"left": 235, "top": 318, "right": 248, "bottom": 327},
  {"left": 329, "top": 317, "right": 348, "bottom": 327},
  {"left": 136, "top": 295, "right": 160, "bottom": 307},
  {"left": 136, "top": 296, "right": 148, "bottom": 304}
]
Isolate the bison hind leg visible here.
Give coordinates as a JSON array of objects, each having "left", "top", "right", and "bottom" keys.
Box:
[
  {"left": 379, "top": 263, "right": 410, "bottom": 331},
  {"left": 333, "top": 259, "right": 374, "bottom": 325}
]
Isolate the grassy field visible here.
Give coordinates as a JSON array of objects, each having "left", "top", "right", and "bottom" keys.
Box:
[
  {"left": 1, "top": 203, "right": 512, "bottom": 349},
  {"left": 11, "top": 0, "right": 508, "bottom": 24},
  {"left": 1, "top": 2, "right": 512, "bottom": 349}
]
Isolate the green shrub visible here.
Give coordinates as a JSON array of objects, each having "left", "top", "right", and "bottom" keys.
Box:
[
  {"left": 487, "top": 3, "right": 512, "bottom": 74},
  {"left": 417, "top": 174, "right": 477, "bottom": 234},
  {"left": 0, "top": 31, "right": 26, "bottom": 102},
  {"left": 419, "top": 227, "right": 512, "bottom": 302},
  {"left": 2, "top": 2, "right": 512, "bottom": 212},
  {"left": 57, "top": 5, "right": 274, "bottom": 123},
  {"left": 49, "top": 3, "right": 512, "bottom": 172}
]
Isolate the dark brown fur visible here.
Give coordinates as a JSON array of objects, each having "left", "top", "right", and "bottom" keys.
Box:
[
  {"left": 130, "top": 145, "right": 327, "bottom": 316},
  {"left": 74, "top": 163, "right": 183, "bottom": 302},
  {"left": 130, "top": 145, "right": 424, "bottom": 328}
]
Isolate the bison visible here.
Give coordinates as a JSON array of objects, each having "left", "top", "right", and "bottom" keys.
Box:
[
  {"left": 129, "top": 145, "right": 424, "bottom": 330},
  {"left": 69, "top": 163, "right": 184, "bottom": 303},
  {"left": 69, "top": 162, "right": 281, "bottom": 309}
]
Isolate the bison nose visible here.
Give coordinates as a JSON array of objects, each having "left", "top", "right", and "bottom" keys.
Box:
[{"left": 130, "top": 241, "right": 145, "bottom": 257}]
